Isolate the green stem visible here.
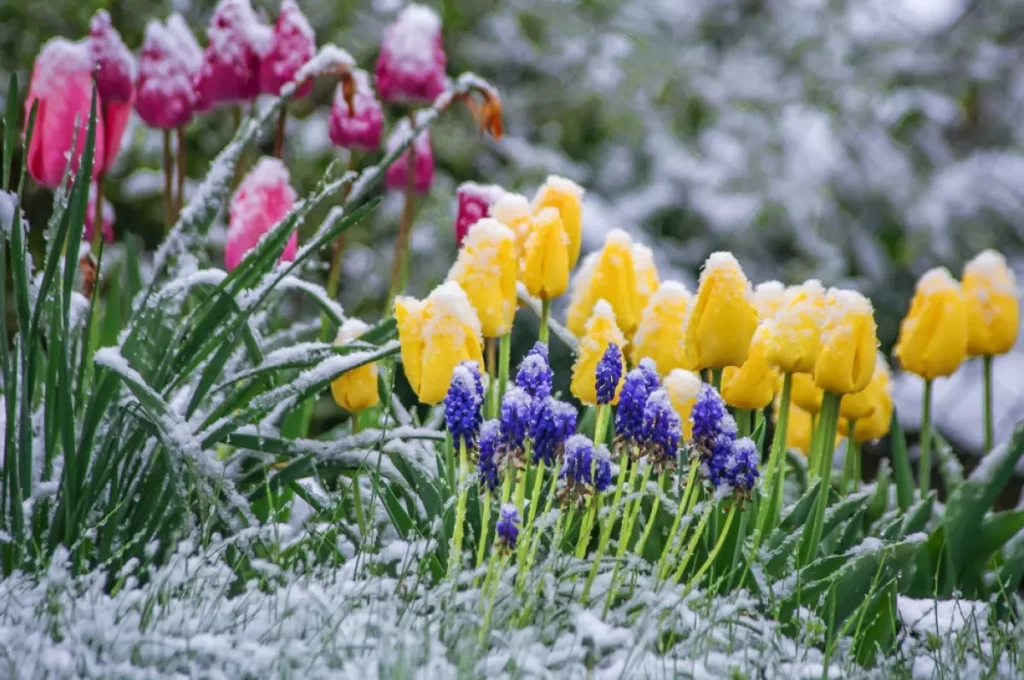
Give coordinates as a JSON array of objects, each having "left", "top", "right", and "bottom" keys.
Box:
[
  {"left": 841, "top": 420, "right": 859, "bottom": 494},
  {"left": 175, "top": 127, "right": 186, "bottom": 219},
  {"left": 479, "top": 554, "right": 510, "bottom": 645},
  {"left": 485, "top": 338, "right": 498, "bottom": 419},
  {"left": 634, "top": 471, "right": 664, "bottom": 557},
  {"left": 476, "top": 490, "right": 492, "bottom": 570},
  {"left": 755, "top": 373, "right": 791, "bottom": 545},
  {"left": 497, "top": 332, "right": 512, "bottom": 410},
  {"left": 656, "top": 463, "right": 699, "bottom": 578},
  {"left": 710, "top": 368, "right": 723, "bottom": 392},
  {"left": 593, "top": 405, "right": 611, "bottom": 448},
  {"left": 517, "top": 461, "right": 547, "bottom": 583},
  {"left": 667, "top": 502, "right": 714, "bottom": 587},
  {"left": 581, "top": 455, "right": 634, "bottom": 601},
  {"left": 385, "top": 132, "right": 417, "bottom": 316},
  {"left": 737, "top": 409, "right": 752, "bottom": 437},
  {"left": 983, "top": 355, "right": 994, "bottom": 452},
  {"left": 539, "top": 299, "right": 551, "bottom": 344},
  {"left": 574, "top": 493, "right": 601, "bottom": 558},
  {"left": 351, "top": 473, "right": 366, "bottom": 541},
  {"left": 448, "top": 440, "right": 471, "bottom": 577},
  {"left": 919, "top": 379, "right": 933, "bottom": 493},
  {"left": 162, "top": 129, "right": 174, "bottom": 231},
  {"left": 683, "top": 505, "right": 738, "bottom": 596},
  {"left": 523, "top": 476, "right": 557, "bottom": 581},
  {"left": 798, "top": 391, "right": 841, "bottom": 567},
  {"left": 727, "top": 507, "right": 750, "bottom": 591},
  {"left": 620, "top": 462, "right": 652, "bottom": 556}
]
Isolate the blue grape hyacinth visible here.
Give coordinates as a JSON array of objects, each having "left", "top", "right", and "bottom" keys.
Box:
[
  {"left": 516, "top": 342, "right": 553, "bottom": 401},
  {"left": 559, "top": 435, "right": 613, "bottom": 506},
  {"left": 495, "top": 503, "right": 520, "bottom": 551},
  {"left": 477, "top": 420, "right": 501, "bottom": 492},
  {"left": 641, "top": 388, "right": 682, "bottom": 471},
  {"left": 529, "top": 398, "right": 578, "bottom": 466},
  {"left": 724, "top": 436, "right": 760, "bottom": 496},
  {"left": 595, "top": 343, "right": 624, "bottom": 405},
  {"left": 444, "top": 361, "right": 485, "bottom": 450},
  {"left": 690, "top": 383, "right": 737, "bottom": 445},
  {"left": 498, "top": 386, "right": 532, "bottom": 454},
  {"left": 615, "top": 359, "right": 659, "bottom": 448}
]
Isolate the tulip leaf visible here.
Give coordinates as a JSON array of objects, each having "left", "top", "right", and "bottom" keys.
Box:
[
  {"left": 2, "top": 72, "right": 17, "bottom": 190},
  {"left": 975, "top": 509, "right": 1024, "bottom": 568},
  {"left": 888, "top": 409, "right": 915, "bottom": 512},
  {"left": 899, "top": 490, "right": 935, "bottom": 538},
  {"left": 866, "top": 460, "right": 891, "bottom": 523},
  {"left": 933, "top": 432, "right": 964, "bottom": 495}
]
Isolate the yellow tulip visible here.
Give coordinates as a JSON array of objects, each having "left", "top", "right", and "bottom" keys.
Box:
[
  {"left": 839, "top": 384, "right": 893, "bottom": 443},
  {"left": 722, "top": 323, "right": 777, "bottom": 410},
  {"left": 753, "top": 280, "right": 786, "bottom": 321},
  {"left": 764, "top": 280, "right": 827, "bottom": 374},
  {"left": 330, "top": 318, "right": 380, "bottom": 413},
  {"left": 395, "top": 281, "right": 484, "bottom": 405},
  {"left": 894, "top": 267, "right": 968, "bottom": 380},
  {"left": 664, "top": 368, "right": 702, "bottom": 441},
  {"left": 631, "top": 280, "right": 692, "bottom": 375},
  {"left": 786, "top": 403, "right": 815, "bottom": 456},
  {"left": 790, "top": 372, "right": 824, "bottom": 414},
  {"left": 491, "top": 191, "right": 532, "bottom": 260},
  {"left": 633, "top": 243, "right": 660, "bottom": 317},
  {"left": 570, "top": 299, "right": 627, "bottom": 406},
  {"left": 839, "top": 352, "right": 890, "bottom": 422},
  {"left": 447, "top": 218, "right": 518, "bottom": 338},
  {"left": 683, "top": 252, "right": 759, "bottom": 370},
  {"left": 519, "top": 207, "right": 571, "bottom": 300},
  {"left": 532, "top": 175, "right": 584, "bottom": 268},
  {"left": 814, "top": 288, "right": 877, "bottom": 394},
  {"left": 962, "top": 250, "right": 1020, "bottom": 357},
  {"left": 565, "top": 229, "right": 642, "bottom": 338}
]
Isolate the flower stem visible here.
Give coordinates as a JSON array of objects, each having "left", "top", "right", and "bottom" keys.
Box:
[
  {"left": 842, "top": 420, "right": 859, "bottom": 494},
  {"left": 539, "top": 299, "right": 551, "bottom": 345},
  {"left": 581, "top": 454, "right": 633, "bottom": 601},
  {"left": 710, "top": 368, "right": 723, "bottom": 392},
  {"left": 754, "top": 372, "right": 791, "bottom": 545},
  {"left": 667, "top": 502, "right": 714, "bottom": 587},
  {"left": 736, "top": 408, "right": 751, "bottom": 437},
  {"left": 983, "top": 355, "right": 993, "bottom": 452},
  {"left": 574, "top": 492, "right": 601, "bottom": 558},
  {"left": 479, "top": 553, "right": 510, "bottom": 645},
  {"left": 497, "top": 332, "right": 512, "bottom": 410},
  {"left": 448, "top": 439, "right": 471, "bottom": 577},
  {"left": 175, "top": 127, "right": 186, "bottom": 220},
  {"left": 656, "top": 462, "right": 699, "bottom": 579},
  {"left": 593, "top": 404, "right": 611, "bottom": 449},
  {"left": 386, "top": 135, "right": 417, "bottom": 316},
  {"left": 919, "top": 379, "right": 933, "bottom": 492},
  {"left": 520, "top": 475, "right": 557, "bottom": 589},
  {"left": 682, "top": 505, "right": 737, "bottom": 596},
  {"left": 485, "top": 338, "right": 498, "bottom": 419},
  {"left": 91, "top": 173, "right": 105, "bottom": 258},
  {"left": 162, "top": 129, "right": 174, "bottom": 231},
  {"left": 273, "top": 102, "right": 287, "bottom": 159},
  {"left": 476, "top": 490, "right": 492, "bottom": 570},
  {"left": 798, "top": 391, "right": 841, "bottom": 567},
  {"left": 634, "top": 471, "right": 664, "bottom": 557}
]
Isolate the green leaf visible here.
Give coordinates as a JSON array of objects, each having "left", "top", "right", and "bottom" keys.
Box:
[
  {"left": 2, "top": 73, "right": 17, "bottom": 190},
  {"left": 933, "top": 433, "right": 963, "bottom": 496},
  {"left": 899, "top": 491, "right": 935, "bottom": 538},
  {"left": 866, "top": 460, "right": 890, "bottom": 524},
  {"left": 976, "top": 509, "right": 1024, "bottom": 567},
  {"left": 889, "top": 409, "right": 915, "bottom": 511}
]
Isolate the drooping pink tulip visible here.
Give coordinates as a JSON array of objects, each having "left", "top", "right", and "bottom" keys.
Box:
[
  {"left": 226, "top": 157, "right": 298, "bottom": 271},
  {"left": 24, "top": 38, "right": 105, "bottom": 189},
  {"left": 375, "top": 4, "right": 447, "bottom": 105},
  {"left": 193, "top": 0, "right": 272, "bottom": 112},
  {"left": 136, "top": 15, "right": 203, "bottom": 129},
  {"left": 328, "top": 70, "right": 384, "bottom": 152},
  {"left": 260, "top": 0, "right": 316, "bottom": 98},
  {"left": 453, "top": 183, "right": 504, "bottom": 246},
  {"left": 85, "top": 183, "right": 115, "bottom": 244},
  {"left": 384, "top": 119, "right": 434, "bottom": 194},
  {"left": 88, "top": 11, "right": 136, "bottom": 175}
]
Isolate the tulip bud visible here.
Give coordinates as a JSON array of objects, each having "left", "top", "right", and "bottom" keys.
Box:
[
  {"left": 631, "top": 280, "right": 693, "bottom": 375},
  {"left": 384, "top": 118, "right": 434, "bottom": 194},
  {"left": 532, "top": 176, "right": 584, "bottom": 269},
  {"left": 330, "top": 318, "right": 380, "bottom": 413},
  {"left": 25, "top": 38, "right": 105, "bottom": 190},
  {"left": 225, "top": 157, "right": 298, "bottom": 271},
  {"left": 453, "top": 182, "right": 504, "bottom": 247},
  {"left": 894, "top": 268, "right": 968, "bottom": 381},
  {"left": 790, "top": 372, "right": 823, "bottom": 415},
  {"left": 570, "top": 300, "right": 628, "bottom": 406},
  {"left": 764, "top": 280, "right": 827, "bottom": 374},
  {"left": 683, "top": 252, "right": 759, "bottom": 370},
  {"left": 519, "top": 207, "right": 571, "bottom": 300},
  {"left": 395, "top": 281, "right": 484, "bottom": 405},
  {"left": 89, "top": 11, "right": 136, "bottom": 103},
  {"left": 447, "top": 219, "right": 517, "bottom": 338},
  {"left": 85, "top": 184, "right": 115, "bottom": 244},
  {"left": 491, "top": 192, "right": 532, "bottom": 260},
  {"left": 328, "top": 69, "right": 384, "bottom": 153},
  {"left": 814, "top": 289, "right": 878, "bottom": 394},
  {"left": 259, "top": 0, "right": 316, "bottom": 97},
  {"left": 137, "top": 16, "right": 203, "bottom": 130},
  {"left": 193, "top": 0, "right": 271, "bottom": 112},
  {"left": 839, "top": 377, "right": 893, "bottom": 443},
  {"left": 840, "top": 352, "right": 890, "bottom": 424},
  {"left": 753, "top": 280, "right": 785, "bottom": 320},
  {"left": 664, "top": 368, "right": 702, "bottom": 441},
  {"left": 375, "top": 4, "right": 447, "bottom": 104},
  {"left": 962, "top": 250, "right": 1020, "bottom": 357},
  {"left": 722, "top": 323, "right": 778, "bottom": 410},
  {"left": 565, "top": 229, "right": 642, "bottom": 338},
  {"left": 633, "top": 244, "right": 660, "bottom": 317}
]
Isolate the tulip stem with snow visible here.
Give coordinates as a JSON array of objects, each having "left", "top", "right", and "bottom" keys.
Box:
[
  {"left": 386, "top": 137, "right": 418, "bottom": 315},
  {"left": 799, "top": 391, "right": 841, "bottom": 567},
  {"left": 448, "top": 439, "right": 471, "bottom": 577},
  {"left": 682, "top": 504, "right": 737, "bottom": 596},
  {"left": 162, "top": 129, "right": 175, "bottom": 230},
  {"left": 539, "top": 299, "right": 551, "bottom": 344},
  {"left": 476, "top": 490, "right": 492, "bottom": 569},
  {"left": 983, "top": 355, "right": 994, "bottom": 452},
  {"left": 666, "top": 501, "right": 714, "bottom": 587},
  {"left": 919, "top": 379, "right": 933, "bottom": 492},
  {"left": 842, "top": 420, "right": 859, "bottom": 493},
  {"left": 755, "top": 372, "right": 791, "bottom": 543},
  {"left": 175, "top": 128, "right": 186, "bottom": 220}
]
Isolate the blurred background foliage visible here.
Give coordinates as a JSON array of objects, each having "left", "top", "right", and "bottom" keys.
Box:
[{"left": 3, "top": 0, "right": 1024, "bottom": 439}]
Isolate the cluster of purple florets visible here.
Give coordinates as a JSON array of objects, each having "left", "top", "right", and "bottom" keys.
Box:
[
  {"left": 558, "top": 434, "right": 613, "bottom": 507},
  {"left": 689, "top": 384, "right": 759, "bottom": 496},
  {"left": 443, "top": 361, "right": 485, "bottom": 450},
  {"left": 495, "top": 503, "right": 520, "bottom": 551}
]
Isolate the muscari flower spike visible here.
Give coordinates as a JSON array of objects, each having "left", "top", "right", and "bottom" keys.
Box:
[
  {"left": 641, "top": 388, "right": 682, "bottom": 471},
  {"left": 615, "top": 359, "right": 660, "bottom": 448},
  {"left": 495, "top": 503, "right": 520, "bottom": 551},
  {"left": 477, "top": 419, "right": 501, "bottom": 492},
  {"left": 559, "top": 434, "right": 613, "bottom": 507},
  {"left": 690, "top": 383, "right": 737, "bottom": 445},
  {"left": 499, "top": 386, "right": 532, "bottom": 455},
  {"left": 595, "top": 343, "right": 624, "bottom": 406},
  {"left": 444, "top": 361, "right": 485, "bottom": 450},
  {"left": 724, "top": 437, "right": 760, "bottom": 497},
  {"left": 516, "top": 342, "right": 554, "bottom": 401},
  {"left": 529, "top": 398, "right": 578, "bottom": 466}
]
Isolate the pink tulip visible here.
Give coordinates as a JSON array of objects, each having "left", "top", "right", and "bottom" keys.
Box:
[
  {"left": 260, "top": 0, "right": 316, "bottom": 98},
  {"left": 193, "top": 0, "right": 271, "bottom": 112},
  {"left": 375, "top": 5, "right": 447, "bottom": 105},
  {"left": 328, "top": 70, "right": 384, "bottom": 152},
  {"left": 85, "top": 183, "right": 115, "bottom": 244},
  {"left": 24, "top": 38, "right": 105, "bottom": 189},
  {"left": 453, "top": 183, "right": 504, "bottom": 246},
  {"left": 226, "top": 157, "right": 298, "bottom": 271},
  {"left": 136, "top": 15, "right": 203, "bottom": 129},
  {"left": 384, "top": 119, "right": 434, "bottom": 194},
  {"left": 88, "top": 11, "right": 136, "bottom": 175}
]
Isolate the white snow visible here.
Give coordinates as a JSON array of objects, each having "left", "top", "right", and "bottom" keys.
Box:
[
  {"left": 294, "top": 43, "right": 356, "bottom": 84},
  {"left": 383, "top": 4, "right": 442, "bottom": 69}
]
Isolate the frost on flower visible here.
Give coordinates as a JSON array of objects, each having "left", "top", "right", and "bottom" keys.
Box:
[
  {"left": 137, "top": 15, "right": 203, "bottom": 129},
  {"left": 226, "top": 157, "right": 298, "bottom": 271},
  {"left": 376, "top": 4, "right": 447, "bottom": 104},
  {"left": 260, "top": 0, "right": 317, "bottom": 97},
  {"left": 337, "top": 318, "right": 370, "bottom": 345},
  {"left": 964, "top": 249, "right": 1019, "bottom": 298},
  {"left": 89, "top": 10, "right": 136, "bottom": 102},
  {"left": 295, "top": 43, "right": 356, "bottom": 85},
  {"left": 420, "top": 280, "right": 483, "bottom": 350},
  {"left": 193, "top": 0, "right": 272, "bottom": 111},
  {"left": 753, "top": 280, "right": 786, "bottom": 320}
]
